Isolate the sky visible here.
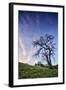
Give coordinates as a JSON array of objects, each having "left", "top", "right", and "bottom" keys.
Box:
[{"left": 18, "top": 11, "right": 58, "bottom": 65}]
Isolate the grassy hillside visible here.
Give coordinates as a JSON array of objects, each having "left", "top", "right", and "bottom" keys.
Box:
[{"left": 18, "top": 62, "right": 58, "bottom": 79}]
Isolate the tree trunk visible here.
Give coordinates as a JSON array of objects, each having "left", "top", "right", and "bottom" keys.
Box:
[
  {"left": 46, "top": 54, "right": 52, "bottom": 68},
  {"left": 49, "top": 55, "right": 52, "bottom": 66},
  {"left": 48, "top": 49, "right": 52, "bottom": 67}
]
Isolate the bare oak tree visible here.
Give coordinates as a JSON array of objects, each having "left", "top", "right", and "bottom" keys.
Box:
[{"left": 33, "top": 34, "right": 56, "bottom": 67}]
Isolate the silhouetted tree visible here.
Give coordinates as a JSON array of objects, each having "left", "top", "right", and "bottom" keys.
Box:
[{"left": 33, "top": 34, "right": 56, "bottom": 67}]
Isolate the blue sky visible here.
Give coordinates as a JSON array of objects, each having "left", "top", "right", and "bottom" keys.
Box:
[{"left": 18, "top": 11, "right": 58, "bottom": 65}]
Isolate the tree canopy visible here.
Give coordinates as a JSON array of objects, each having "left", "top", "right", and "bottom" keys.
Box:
[{"left": 33, "top": 34, "right": 56, "bottom": 67}]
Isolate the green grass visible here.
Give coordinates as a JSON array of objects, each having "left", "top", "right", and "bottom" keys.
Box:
[{"left": 18, "top": 62, "right": 58, "bottom": 79}]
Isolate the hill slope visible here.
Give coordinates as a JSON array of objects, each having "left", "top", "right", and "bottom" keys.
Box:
[{"left": 18, "top": 62, "right": 58, "bottom": 79}]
